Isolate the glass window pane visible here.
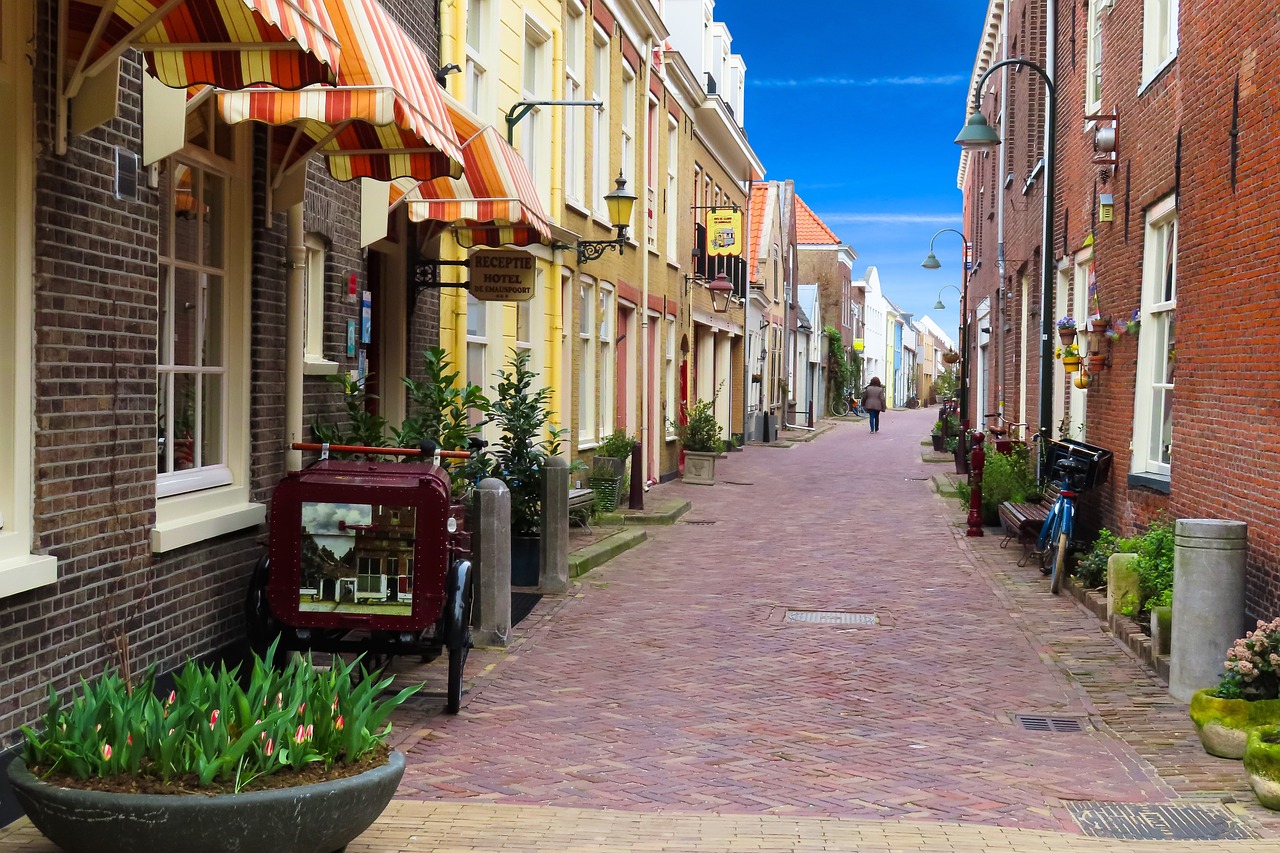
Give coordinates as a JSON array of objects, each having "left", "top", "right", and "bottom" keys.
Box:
[
  {"left": 172, "top": 372, "right": 198, "bottom": 471},
  {"left": 203, "top": 172, "right": 224, "bottom": 267},
  {"left": 202, "top": 373, "right": 224, "bottom": 467},
  {"left": 173, "top": 268, "right": 200, "bottom": 366},
  {"left": 157, "top": 372, "right": 171, "bottom": 474},
  {"left": 516, "top": 299, "right": 531, "bottom": 345},
  {"left": 158, "top": 266, "right": 172, "bottom": 366},
  {"left": 173, "top": 165, "right": 199, "bottom": 263},
  {"left": 204, "top": 274, "right": 223, "bottom": 367},
  {"left": 467, "top": 293, "right": 486, "bottom": 336}
]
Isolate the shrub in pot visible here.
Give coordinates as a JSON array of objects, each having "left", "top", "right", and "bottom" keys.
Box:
[
  {"left": 671, "top": 386, "right": 725, "bottom": 485},
  {"left": 592, "top": 429, "right": 636, "bottom": 511},
  {"left": 9, "top": 640, "right": 419, "bottom": 853},
  {"left": 1189, "top": 617, "right": 1280, "bottom": 759}
]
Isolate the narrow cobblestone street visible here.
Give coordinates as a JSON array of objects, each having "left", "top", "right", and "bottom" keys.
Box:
[{"left": 4, "top": 409, "right": 1278, "bottom": 852}]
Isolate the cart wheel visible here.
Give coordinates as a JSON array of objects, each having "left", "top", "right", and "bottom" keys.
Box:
[
  {"left": 445, "top": 559, "right": 474, "bottom": 714},
  {"left": 245, "top": 554, "right": 281, "bottom": 657},
  {"left": 1049, "top": 531, "right": 1069, "bottom": 595}
]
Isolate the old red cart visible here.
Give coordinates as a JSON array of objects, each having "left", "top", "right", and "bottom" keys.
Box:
[{"left": 246, "top": 443, "right": 474, "bottom": 713}]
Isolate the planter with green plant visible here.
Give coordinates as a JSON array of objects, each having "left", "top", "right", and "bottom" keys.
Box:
[
  {"left": 489, "top": 350, "right": 563, "bottom": 585},
  {"left": 1189, "top": 618, "right": 1280, "bottom": 759},
  {"left": 396, "top": 346, "right": 492, "bottom": 492},
  {"left": 592, "top": 429, "right": 636, "bottom": 512},
  {"left": 8, "top": 640, "right": 418, "bottom": 853},
  {"left": 1245, "top": 725, "right": 1280, "bottom": 810},
  {"left": 930, "top": 422, "right": 945, "bottom": 452},
  {"left": 673, "top": 385, "right": 725, "bottom": 485}
]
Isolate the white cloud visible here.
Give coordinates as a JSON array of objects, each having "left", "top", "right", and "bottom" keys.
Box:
[
  {"left": 752, "top": 75, "right": 964, "bottom": 89},
  {"left": 819, "top": 213, "right": 963, "bottom": 225}
]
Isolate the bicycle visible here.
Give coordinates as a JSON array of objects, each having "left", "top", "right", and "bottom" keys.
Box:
[
  {"left": 1034, "top": 439, "right": 1113, "bottom": 594},
  {"left": 829, "top": 388, "right": 868, "bottom": 418}
]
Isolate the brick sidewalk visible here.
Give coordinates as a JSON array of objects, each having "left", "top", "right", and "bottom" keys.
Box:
[{"left": 3, "top": 410, "right": 1275, "bottom": 852}]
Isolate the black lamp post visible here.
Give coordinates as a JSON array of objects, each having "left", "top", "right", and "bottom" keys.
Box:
[
  {"left": 922, "top": 229, "right": 971, "bottom": 432},
  {"left": 955, "top": 57, "right": 1057, "bottom": 462}
]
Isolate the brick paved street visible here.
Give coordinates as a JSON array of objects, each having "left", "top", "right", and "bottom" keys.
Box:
[{"left": 4, "top": 408, "right": 1278, "bottom": 852}]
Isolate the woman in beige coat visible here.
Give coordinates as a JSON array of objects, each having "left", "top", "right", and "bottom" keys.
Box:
[{"left": 861, "top": 377, "right": 887, "bottom": 433}]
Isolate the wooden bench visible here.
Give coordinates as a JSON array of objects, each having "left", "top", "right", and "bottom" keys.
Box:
[
  {"left": 568, "top": 488, "right": 596, "bottom": 531},
  {"left": 998, "top": 486, "right": 1061, "bottom": 567}
]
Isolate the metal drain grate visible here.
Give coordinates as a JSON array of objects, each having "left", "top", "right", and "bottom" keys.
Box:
[
  {"left": 681, "top": 519, "right": 717, "bottom": 525},
  {"left": 1068, "top": 802, "right": 1254, "bottom": 841},
  {"left": 784, "top": 610, "right": 878, "bottom": 625},
  {"left": 1013, "top": 714, "right": 1086, "bottom": 733}
]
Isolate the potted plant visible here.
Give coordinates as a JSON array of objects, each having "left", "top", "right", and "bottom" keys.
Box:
[
  {"left": 672, "top": 384, "right": 725, "bottom": 485},
  {"left": 1244, "top": 725, "right": 1280, "bottom": 810},
  {"left": 1189, "top": 617, "right": 1280, "bottom": 759},
  {"left": 489, "top": 349, "right": 564, "bottom": 585},
  {"left": 1056, "top": 315, "right": 1077, "bottom": 344},
  {"left": 8, "top": 640, "right": 417, "bottom": 853},
  {"left": 1057, "top": 343, "right": 1082, "bottom": 373},
  {"left": 592, "top": 429, "right": 636, "bottom": 511},
  {"left": 930, "top": 422, "right": 945, "bottom": 452},
  {"left": 942, "top": 348, "right": 960, "bottom": 365}
]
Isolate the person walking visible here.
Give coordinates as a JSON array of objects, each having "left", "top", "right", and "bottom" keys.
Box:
[{"left": 861, "top": 377, "right": 887, "bottom": 433}]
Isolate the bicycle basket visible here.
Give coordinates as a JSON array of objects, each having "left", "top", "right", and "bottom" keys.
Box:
[{"left": 1046, "top": 438, "right": 1113, "bottom": 490}]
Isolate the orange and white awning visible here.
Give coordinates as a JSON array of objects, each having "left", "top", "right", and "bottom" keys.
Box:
[
  {"left": 389, "top": 101, "right": 553, "bottom": 248},
  {"left": 61, "top": 0, "right": 342, "bottom": 96},
  {"left": 217, "top": 0, "right": 463, "bottom": 184}
]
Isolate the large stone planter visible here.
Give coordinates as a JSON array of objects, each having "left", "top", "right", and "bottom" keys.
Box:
[
  {"left": 1189, "top": 689, "right": 1280, "bottom": 759},
  {"left": 8, "top": 749, "right": 405, "bottom": 853},
  {"left": 1244, "top": 727, "right": 1280, "bottom": 810},
  {"left": 682, "top": 450, "right": 718, "bottom": 485}
]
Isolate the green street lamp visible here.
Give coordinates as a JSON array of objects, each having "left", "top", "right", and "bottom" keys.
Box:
[
  {"left": 956, "top": 57, "right": 1057, "bottom": 465},
  {"left": 921, "top": 229, "right": 971, "bottom": 433}
]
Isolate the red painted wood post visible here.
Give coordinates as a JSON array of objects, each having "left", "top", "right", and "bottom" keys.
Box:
[{"left": 967, "top": 431, "right": 986, "bottom": 537}]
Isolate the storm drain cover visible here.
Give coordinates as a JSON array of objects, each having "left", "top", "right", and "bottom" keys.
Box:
[
  {"left": 1068, "top": 802, "right": 1254, "bottom": 841},
  {"left": 1013, "top": 714, "right": 1087, "bottom": 733},
  {"left": 681, "top": 519, "right": 717, "bottom": 525},
  {"left": 784, "top": 610, "right": 878, "bottom": 625}
]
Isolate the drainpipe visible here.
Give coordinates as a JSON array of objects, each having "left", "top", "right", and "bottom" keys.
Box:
[
  {"left": 638, "top": 37, "right": 653, "bottom": 487},
  {"left": 285, "top": 203, "right": 306, "bottom": 473}
]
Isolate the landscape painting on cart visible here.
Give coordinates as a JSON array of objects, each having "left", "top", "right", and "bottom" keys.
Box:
[{"left": 298, "top": 502, "right": 417, "bottom": 616}]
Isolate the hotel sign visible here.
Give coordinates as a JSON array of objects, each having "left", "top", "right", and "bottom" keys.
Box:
[{"left": 469, "top": 249, "right": 536, "bottom": 302}]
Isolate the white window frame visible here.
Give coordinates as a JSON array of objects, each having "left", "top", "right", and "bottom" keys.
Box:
[
  {"left": 465, "top": 0, "right": 493, "bottom": 118},
  {"left": 646, "top": 95, "right": 658, "bottom": 251},
  {"left": 153, "top": 125, "right": 262, "bottom": 553},
  {"left": 666, "top": 116, "right": 679, "bottom": 262},
  {"left": 0, "top": 0, "right": 56, "bottom": 595},
  {"left": 1086, "top": 0, "right": 1104, "bottom": 114},
  {"left": 598, "top": 284, "right": 615, "bottom": 439},
  {"left": 303, "top": 234, "right": 338, "bottom": 374},
  {"left": 664, "top": 316, "right": 677, "bottom": 440},
  {"left": 577, "top": 279, "right": 596, "bottom": 445},
  {"left": 620, "top": 61, "right": 636, "bottom": 233},
  {"left": 466, "top": 291, "right": 490, "bottom": 426},
  {"left": 591, "top": 28, "right": 610, "bottom": 219},
  {"left": 521, "top": 17, "right": 552, "bottom": 212},
  {"left": 1140, "top": 0, "right": 1178, "bottom": 89},
  {"left": 563, "top": 2, "right": 585, "bottom": 207},
  {"left": 1132, "top": 195, "right": 1176, "bottom": 479}
]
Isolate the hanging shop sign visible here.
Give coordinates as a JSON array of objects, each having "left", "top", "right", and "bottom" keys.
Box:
[
  {"left": 705, "top": 208, "right": 743, "bottom": 257},
  {"left": 470, "top": 249, "right": 536, "bottom": 302}
]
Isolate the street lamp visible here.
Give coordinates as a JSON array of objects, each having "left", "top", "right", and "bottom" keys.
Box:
[
  {"left": 921, "top": 228, "right": 971, "bottom": 433},
  {"left": 576, "top": 172, "right": 638, "bottom": 264},
  {"left": 956, "top": 57, "right": 1057, "bottom": 461}
]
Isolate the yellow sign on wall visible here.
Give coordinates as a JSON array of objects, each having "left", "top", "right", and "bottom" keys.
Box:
[{"left": 706, "top": 208, "right": 743, "bottom": 257}]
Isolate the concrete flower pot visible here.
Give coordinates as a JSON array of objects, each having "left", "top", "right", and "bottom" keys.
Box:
[
  {"left": 1245, "top": 727, "right": 1280, "bottom": 810},
  {"left": 1189, "top": 689, "right": 1280, "bottom": 759},
  {"left": 681, "top": 450, "right": 718, "bottom": 485},
  {"left": 8, "top": 749, "right": 405, "bottom": 853}
]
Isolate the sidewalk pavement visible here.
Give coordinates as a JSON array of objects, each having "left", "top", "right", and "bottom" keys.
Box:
[{"left": 3, "top": 409, "right": 1276, "bottom": 853}]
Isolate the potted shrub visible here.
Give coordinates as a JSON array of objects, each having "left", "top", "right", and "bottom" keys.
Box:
[
  {"left": 941, "top": 348, "right": 960, "bottom": 365},
  {"left": 1057, "top": 343, "right": 1082, "bottom": 373},
  {"left": 1245, "top": 725, "right": 1280, "bottom": 810},
  {"left": 8, "top": 641, "right": 418, "bottom": 853},
  {"left": 930, "top": 422, "right": 945, "bottom": 452},
  {"left": 1189, "top": 617, "right": 1280, "bottom": 759},
  {"left": 489, "top": 349, "right": 564, "bottom": 585},
  {"left": 672, "top": 385, "right": 725, "bottom": 485},
  {"left": 592, "top": 429, "right": 636, "bottom": 512}
]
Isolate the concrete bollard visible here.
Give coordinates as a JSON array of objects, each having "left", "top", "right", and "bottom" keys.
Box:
[
  {"left": 1169, "top": 518, "right": 1248, "bottom": 702},
  {"left": 473, "top": 478, "right": 511, "bottom": 648},
  {"left": 1106, "top": 552, "right": 1141, "bottom": 619},
  {"left": 539, "top": 458, "right": 570, "bottom": 594}
]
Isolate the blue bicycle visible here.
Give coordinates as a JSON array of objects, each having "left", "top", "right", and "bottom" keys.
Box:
[{"left": 1035, "top": 440, "right": 1113, "bottom": 594}]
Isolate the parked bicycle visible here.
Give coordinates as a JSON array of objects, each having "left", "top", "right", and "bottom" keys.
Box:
[
  {"left": 983, "top": 412, "right": 1029, "bottom": 445},
  {"left": 828, "top": 387, "right": 868, "bottom": 418},
  {"left": 1035, "top": 439, "right": 1113, "bottom": 594}
]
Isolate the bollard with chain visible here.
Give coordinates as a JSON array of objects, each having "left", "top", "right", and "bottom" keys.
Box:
[{"left": 966, "top": 430, "right": 986, "bottom": 537}]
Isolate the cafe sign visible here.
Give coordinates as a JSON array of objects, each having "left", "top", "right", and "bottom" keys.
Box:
[
  {"left": 705, "top": 207, "right": 743, "bottom": 257},
  {"left": 469, "top": 249, "right": 536, "bottom": 302}
]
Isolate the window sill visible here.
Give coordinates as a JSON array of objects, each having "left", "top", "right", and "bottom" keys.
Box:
[
  {"left": 153, "top": 488, "right": 266, "bottom": 553},
  {"left": 577, "top": 440, "right": 599, "bottom": 451},
  {"left": 1138, "top": 52, "right": 1177, "bottom": 97},
  {"left": 304, "top": 358, "right": 341, "bottom": 376},
  {"left": 0, "top": 550, "right": 58, "bottom": 599},
  {"left": 564, "top": 199, "right": 591, "bottom": 218},
  {"left": 1126, "top": 471, "right": 1171, "bottom": 494}
]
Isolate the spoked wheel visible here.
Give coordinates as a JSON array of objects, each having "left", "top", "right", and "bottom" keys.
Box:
[
  {"left": 1048, "top": 531, "right": 1069, "bottom": 594},
  {"left": 445, "top": 559, "right": 474, "bottom": 715},
  {"left": 830, "top": 395, "right": 850, "bottom": 417}
]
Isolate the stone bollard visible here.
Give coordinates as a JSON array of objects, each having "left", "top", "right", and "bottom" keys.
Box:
[
  {"left": 628, "top": 441, "right": 644, "bottom": 511},
  {"left": 539, "top": 458, "right": 570, "bottom": 594},
  {"left": 473, "top": 478, "right": 511, "bottom": 648},
  {"left": 966, "top": 431, "right": 985, "bottom": 537},
  {"left": 1106, "top": 552, "right": 1140, "bottom": 619},
  {"left": 1169, "top": 519, "right": 1248, "bottom": 703}
]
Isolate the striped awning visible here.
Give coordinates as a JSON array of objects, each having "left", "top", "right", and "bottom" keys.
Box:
[
  {"left": 62, "top": 0, "right": 341, "bottom": 97},
  {"left": 390, "top": 99, "right": 553, "bottom": 248},
  {"left": 217, "top": 0, "right": 463, "bottom": 183}
]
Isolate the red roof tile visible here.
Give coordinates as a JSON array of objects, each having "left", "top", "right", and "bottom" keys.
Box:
[
  {"left": 747, "top": 182, "right": 771, "bottom": 279},
  {"left": 795, "top": 196, "right": 841, "bottom": 245}
]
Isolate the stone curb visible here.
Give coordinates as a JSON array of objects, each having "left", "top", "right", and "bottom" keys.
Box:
[
  {"left": 569, "top": 527, "right": 648, "bottom": 578},
  {"left": 597, "top": 498, "right": 691, "bottom": 526}
]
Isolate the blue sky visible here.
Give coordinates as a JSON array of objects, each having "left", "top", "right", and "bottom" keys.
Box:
[{"left": 724, "top": 1, "right": 987, "bottom": 341}]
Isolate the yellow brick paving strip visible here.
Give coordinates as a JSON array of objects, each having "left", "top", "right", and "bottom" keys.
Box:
[{"left": 6, "top": 800, "right": 1280, "bottom": 853}]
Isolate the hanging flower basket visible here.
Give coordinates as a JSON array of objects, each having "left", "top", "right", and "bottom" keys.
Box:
[
  {"left": 942, "top": 350, "right": 960, "bottom": 365},
  {"left": 1062, "top": 356, "right": 1082, "bottom": 374},
  {"left": 1058, "top": 327, "right": 1077, "bottom": 345},
  {"left": 1088, "top": 353, "right": 1107, "bottom": 371}
]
